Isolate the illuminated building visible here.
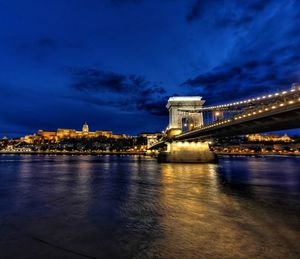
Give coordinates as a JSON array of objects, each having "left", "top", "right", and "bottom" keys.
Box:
[
  {"left": 21, "top": 134, "right": 38, "bottom": 144},
  {"left": 247, "top": 133, "right": 293, "bottom": 142},
  {"left": 21, "top": 122, "right": 128, "bottom": 143},
  {"left": 82, "top": 122, "right": 89, "bottom": 133}
]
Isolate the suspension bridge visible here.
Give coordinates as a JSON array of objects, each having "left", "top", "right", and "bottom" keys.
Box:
[{"left": 150, "top": 85, "right": 300, "bottom": 162}]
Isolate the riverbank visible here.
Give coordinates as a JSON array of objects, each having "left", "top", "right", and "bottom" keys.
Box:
[
  {"left": 1, "top": 150, "right": 300, "bottom": 158},
  {"left": 215, "top": 151, "right": 300, "bottom": 157},
  {"left": 0, "top": 150, "right": 147, "bottom": 156}
]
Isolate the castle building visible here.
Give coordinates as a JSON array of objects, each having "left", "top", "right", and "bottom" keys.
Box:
[
  {"left": 21, "top": 122, "right": 128, "bottom": 143},
  {"left": 82, "top": 122, "right": 89, "bottom": 133}
]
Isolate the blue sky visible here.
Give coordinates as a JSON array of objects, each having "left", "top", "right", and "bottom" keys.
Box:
[{"left": 0, "top": 0, "right": 300, "bottom": 137}]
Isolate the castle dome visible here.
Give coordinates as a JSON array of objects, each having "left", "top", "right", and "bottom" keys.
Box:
[{"left": 82, "top": 122, "right": 89, "bottom": 133}]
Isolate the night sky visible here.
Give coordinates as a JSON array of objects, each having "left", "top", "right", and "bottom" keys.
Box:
[{"left": 1, "top": 0, "right": 300, "bottom": 137}]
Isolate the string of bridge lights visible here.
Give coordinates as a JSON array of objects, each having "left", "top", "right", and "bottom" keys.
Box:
[
  {"left": 202, "top": 87, "right": 300, "bottom": 111},
  {"left": 195, "top": 94, "right": 300, "bottom": 131}
]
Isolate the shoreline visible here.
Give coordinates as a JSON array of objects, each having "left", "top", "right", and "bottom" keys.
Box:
[
  {"left": 0, "top": 150, "right": 299, "bottom": 158},
  {"left": 215, "top": 151, "right": 300, "bottom": 157},
  {"left": 0, "top": 151, "right": 147, "bottom": 156}
]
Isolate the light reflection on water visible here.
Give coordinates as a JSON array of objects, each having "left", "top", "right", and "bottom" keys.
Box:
[{"left": 0, "top": 155, "right": 299, "bottom": 258}]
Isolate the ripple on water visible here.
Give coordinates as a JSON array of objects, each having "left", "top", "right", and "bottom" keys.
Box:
[{"left": 0, "top": 155, "right": 299, "bottom": 258}]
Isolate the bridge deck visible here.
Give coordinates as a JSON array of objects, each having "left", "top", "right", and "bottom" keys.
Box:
[
  {"left": 149, "top": 88, "right": 300, "bottom": 149},
  {"left": 176, "top": 100, "right": 300, "bottom": 141}
]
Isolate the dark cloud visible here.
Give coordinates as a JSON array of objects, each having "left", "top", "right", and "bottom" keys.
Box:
[
  {"left": 182, "top": 54, "right": 300, "bottom": 104},
  {"left": 17, "top": 37, "right": 86, "bottom": 57},
  {"left": 218, "top": 15, "right": 254, "bottom": 28},
  {"left": 186, "top": 0, "right": 206, "bottom": 23},
  {"left": 138, "top": 100, "right": 168, "bottom": 116},
  {"left": 18, "top": 37, "right": 57, "bottom": 50},
  {"left": 186, "top": 0, "right": 223, "bottom": 23},
  {"left": 70, "top": 68, "right": 168, "bottom": 116},
  {"left": 183, "top": 65, "right": 244, "bottom": 88},
  {"left": 186, "top": 0, "right": 271, "bottom": 27},
  {"left": 38, "top": 37, "right": 86, "bottom": 50},
  {"left": 248, "top": 0, "right": 272, "bottom": 12},
  {"left": 71, "top": 69, "right": 128, "bottom": 92},
  {"left": 38, "top": 37, "right": 56, "bottom": 48}
]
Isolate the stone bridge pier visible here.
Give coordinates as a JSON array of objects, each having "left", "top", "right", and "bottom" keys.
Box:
[
  {"left": 158, "top": 96, "right": 216, "bottom": 163},
  {"left": 158, "top": 141, "right": 217, "bottom": 163}
]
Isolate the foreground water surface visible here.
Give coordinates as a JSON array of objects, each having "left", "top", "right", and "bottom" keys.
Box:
[{"left": 0, "top": 155, "right": 299, "bottom": 258}]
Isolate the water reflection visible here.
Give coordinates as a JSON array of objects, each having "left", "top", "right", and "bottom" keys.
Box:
[
  {"left": 0, "top": 155, "right": 299, "bottom": 258},
  {"left": 157, "top": 160, "right": 300, "bottom": 258}
]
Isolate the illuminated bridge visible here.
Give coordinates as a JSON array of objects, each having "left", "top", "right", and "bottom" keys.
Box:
[{"left": 150, "top": 85, "right": 300, "bottom": 162}]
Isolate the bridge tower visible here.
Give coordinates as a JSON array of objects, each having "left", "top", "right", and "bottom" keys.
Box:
[
  {"left": 166, "top": 96, "right": 205, "bottom": 137},
  {"left": 157, "top": 96, "right": 216, "bottom": 163}
]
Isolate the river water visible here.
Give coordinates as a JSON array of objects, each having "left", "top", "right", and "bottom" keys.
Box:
[{"left": 0, "top": 155, "right": 299, "bottom": 258}]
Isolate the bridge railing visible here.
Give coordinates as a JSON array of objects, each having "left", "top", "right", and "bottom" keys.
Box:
[
  {"left": 179, "top": 86, "right": 300, "bottom": 113},
  {"left": 193, "top": 90, "right": 300, "bottom": 132}
]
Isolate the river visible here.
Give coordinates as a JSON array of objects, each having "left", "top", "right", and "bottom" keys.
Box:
[{"left": 0, "top": 155, "right": 299, "bottom": 258}]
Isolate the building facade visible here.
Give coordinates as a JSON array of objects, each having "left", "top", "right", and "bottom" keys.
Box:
[
  {"left": 247, "top": 133, "right": 293, "bottom": 142},
  {"left": 21, "top": 123, "right": 128, "bottom": 143}
]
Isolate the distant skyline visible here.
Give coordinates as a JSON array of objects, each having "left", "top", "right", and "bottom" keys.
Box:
[{"left": 1, "top": 0, "right": 300, "bottom": 138}]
